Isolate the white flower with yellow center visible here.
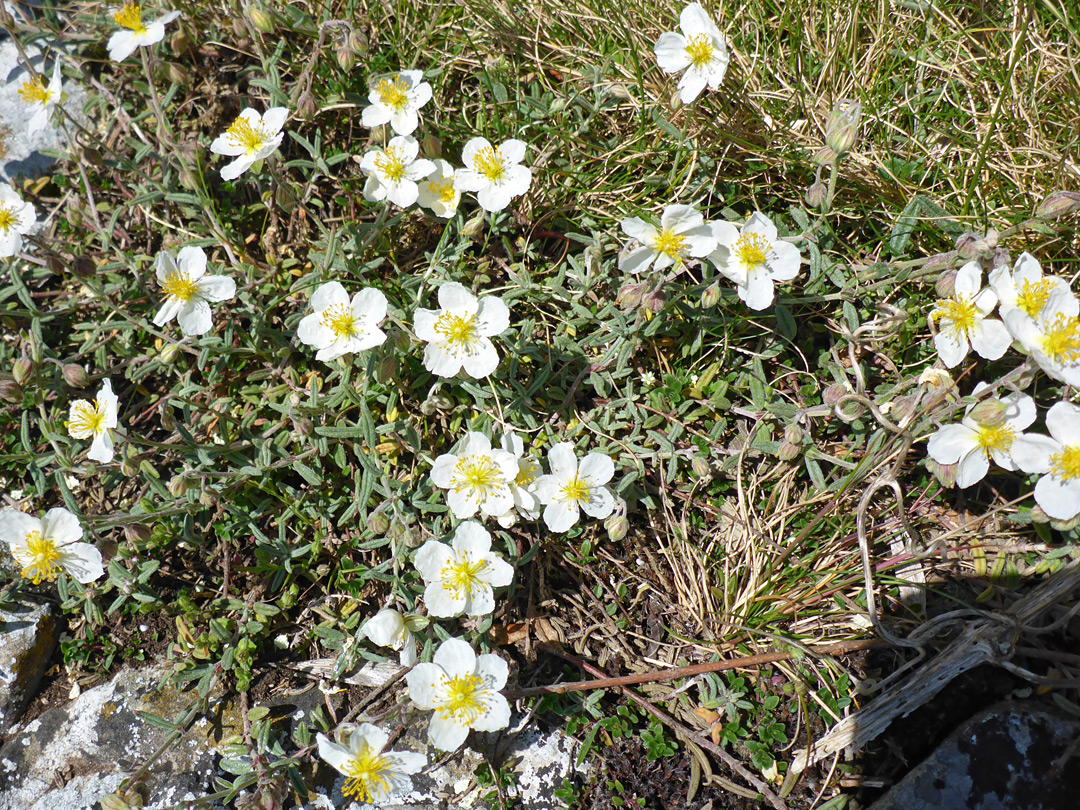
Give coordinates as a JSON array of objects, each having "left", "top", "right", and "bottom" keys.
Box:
[
  {"left": 360, "top": 608, "right": 420, "bottom": 666},
  {"left": 989, "top": 252, "right": 1078, "bottom": 323},
  {"left": 66, "top": 379, "right": 119, "bottom": 463},
  {"left": 0, "top": 507, "right": 104, "bottom": 585},
  {"left": 654, "top": 3, "right": 730, "bottom": 104},
  {"left": 925, "top": 384, "right": 1038, "bottom": 488},
  {"left": 1002, "top": 295, "right": 1080, "bottom": 387},
  {"left": 406, "top": 637, "right": 511, "bottom": 752},
  {"left": 0, "top": 184, "right": 37, "bottom": 259},
  {"left": 498, "top": 430, "right": 541, "bottom": 527},
  {"left": 413, "top": 282, "right": 510, "bottom": 379},
  {"left": 107, "top": 3, "right": 181, "bottom": 63},
  {"left": 361, "top": 70, "right": 432, "bottom": 136},
  {"left": 297, "top": 281, "right": 388, "bottom": 362},
  {"left": 455, "top": 137, "right": 532, "bottom": 213},
  {"left": 18, "top": 61, "right": 63, "bottom": 134},
  {"left": 414, "top": 522, "right": 513, "bottom": 617},
  {"left": 534, "top": 442, "right": 615, "bottom": 533},
  {"left": 417, "top": 159, "right": 462, "bottom": 219},
  {"left": 359, "top": 135, "right": 436, "bottom": 208},
  {"left": 619, "top": 204, "right": 717, "bottom": 275},
  {"left": 152, "top": 246, "right": 236, "bottom": 336},
  {"left": 317, "top": 723, "right": 425, "bottom": 804},
  {"left": 209, "top": 107, "right": 288, "bottom": 181},
  {"left": 430, "top": 431, "right": 518, "bottom": 520},
  {"left": 1010, "top": 401, "right": 1080, "bottom": 521},
  {"left": 928, "top": 261, "right": 1011, "bottom": 368},
  {"left": 708, "top": 212, "right": 802, "bottom": 310}
]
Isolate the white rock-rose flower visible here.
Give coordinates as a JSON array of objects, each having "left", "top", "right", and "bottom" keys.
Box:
[
  {"left": 297, "top": 282, "right": 388, "bottom": 362},
  {"left": 0, "top": 507, "right": 103, "bottom": 585},
  {"left": 108, "top": 4, "right": 181, "bottom": 63},
  {"left": 654, "top": 3, "right": 730, "bottom": 104},
  {"left": 66, "top": 379, "right": 119, "bottom": 463},
  {"left": 317, "top": 723, "right": 425, "bottom": 804},
  {"left": 929, "top": 261, "right": 1011, "bottom": 368},
  {"left": 534, "top": 442, "right": 616, "bottom": 532},
  {"left": 429, "top": 431, "right": 517, "bottom": 520},
  {"left": 414, "top": 283, "right": 510, "bottom": 379},
  {"left": 414, "top": 521, "right": 514, "bottom": 617},
  {"left": 153, "top": 246, "right": 236, "bottom": 336},
  {"left": 210, "top": 107, "right": 288, "bottom": 180},
  {"left": 455, "top": 138, "right": 531, "bottom": 212},
  {"left": 708, "top": 212, "right": 802, "bottom": 310},
  {"left": 361, "top": 70, "right": 432, "bottom": 136},
  {"left": 619, "top": 204, "right": 717, "bottom": 275}
]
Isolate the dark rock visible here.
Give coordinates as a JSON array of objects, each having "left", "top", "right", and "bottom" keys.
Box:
[
  {"left": 0, "top": 600, "right": 57, "bottom": 735},
  {"left": 868, "top": 700, "right": 1080, "bottom": 810}
]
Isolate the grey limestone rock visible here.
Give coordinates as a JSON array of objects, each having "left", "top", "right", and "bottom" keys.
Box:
[{"left": 0, "top": 600, "right": 57, "bottom": 736}]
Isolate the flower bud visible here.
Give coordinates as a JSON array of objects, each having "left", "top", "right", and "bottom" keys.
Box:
[
  {"left": 12, "top": 356, "right": 32, "bottom": 385},
  {"left": 335, "top": 41, "right": 355, "bottom": 72},
  {"left": 124, "top": 523, "right": 152, "bottom": 546},
  {"left": 616, "top": 282, "right": 647, "bottom": 310},
  {"left": 700, "top": 282, "right": 721, "bottom": 308},
  {"left": 347, "top": 31, "right": 368, "bottom": 58},
  {"left": 1050, "top": 513, "right": 1080, "bottom": 532},
  {"left": 1035, "top": 191, "right": 1080, "bottom": 220},
  {"left": 605, "top": 513, "right": 628, "bottom": 542},
  {"left": 812, "top": 146, "right": 837, "bottom": 166},
  {"left": 167, "top": 474, "right": 190, "bottom": 497},
  {"left": 0, "top": 380, "right": 22, "bottom": 403},
  {"left": 784, "top": 424, "right": 804, "bottom": 444},
  {"left": 171, "top": 29, "right": 192, "bottom": 55},
  {"left": 822, "top": 383, "right": 849, "bottom": 406},
  {"left": 199, "top": 488, "right": 216, "bottom": 507},
  {"left": 389, "top": 327, "right": 411, "bottom": 353},
  {"left": 670, "top": 90, "right": 683, "bottom": 111},
  {"left": 291, "top": 416, "right": 313, "bottom": 436},
  {"left": 690, "top": 456, "right": 711, "bottom": 478},
  {"left": 460, "top": 209, "right": 487, "bottom": 240},
  {"left": 968, "top": 398, "right": 1008, "bottom": 426},
  {"left": 955, "top": 231, "right": 989, "bottom": 260},
  {"left": 374, "top": 354, "right": 396, "bottom": 383},
  {"left": 120, "top": 461, "right": 138, "bottom": 478},
  {"left": 643, "top": 287, "right": 667, "bottom": 313},
  {"left": 825, "top": 99, "right": 861, "bottom": 155},
  {"left": 925, "top": 457, "right": 957, "bottom": 488},
  {"left": 160, "top": 343, "right": 181, "bottom": 365},
  {"left": 934, "top": 270, "right": 957, "bottom": 298},
  {"left": 46, "top": 255, "right": 64, "bottom": 275},
  {"left": 166, "top": 63, "right": 190, "bottom": 87},
  {"left": 805, "top": 180, "right": 827, "bottom": 208},
  {"left": 421, "top": 134, "right": 442, "bottom": 159},
  {"left": 991, "top": 247, "right": 1011, "bottom": 271},
  {"left": 295, "top": 92, "right": 318, "bottom": 119},
  {"left": 367, "top": 509, "right": 391, "bottom": 536},
  {"left": 81, "top": 147, "right": 104, "bottom": 167},
  {"left": 1029, "top": 505, "right": 1050, "bottom": 524},
  {"left": 72, "top": 256, "right": 96, "bottom": 279},
  {"left": 247, "top": 4, "right": 275, "bottom": 33},
  {"left": 778, "top": 441, "right": 802, "bottom": 461},
  {"left": 62, "top": 363, "right": 89, "bottom": 388}
]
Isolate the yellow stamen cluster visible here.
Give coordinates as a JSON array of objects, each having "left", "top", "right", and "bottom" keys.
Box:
[
  {"left": 375, "top": 147, "right": 407, "bottom": 183},
  {"left": 515, "top": 463, "right": 538, "bottom": 488},
  {"left": 114, "top": 3, "right": 146, "bottom": 34},
  {"left": 0, "top": 204, "right": 16, "bottom": 233},
  {"left": 376, "top": 75, "right": 410, "bottom": 111},
  {"left": 1050, "top": 446, "right": 1080, "bottom": 482},
  {"left": 653, "top": 229, "right": 687, "bottom": 261},
  {"left": 684, "top": 34, "right": 715, "bottom": 68},
  {"left": 226, "top": 116, "right": 265, "bottom": 155},
  {"left": 735, "top": 232, "right": 770, "bottom": 270},
  {"left": 21, "top": 530, "right": 62, "bottom": 584},
  {"left": 320, "top": 304, "right": 360, "bottom": 340},
  {"left": 440, "top": 673, "right": 485, "bottom": 724},
  {"left": 341, "top": 745, "right": 392, "bottom": 802},
  {"left": 429, "top": 178, "right": 457, "bottom": 204},
  {"left": 1039, "top": 314, "right": 1080, "bottom": 364},
  {"left": 161, "top": 270, "right": 199, "bottom": 302},
  {"left": 433, "top": 312, "right": 479, "bottom": 355},
  {"left": 560, "top": 474, "right": 590, "bottom": 505},
  {"left": 451, "top": 456, "right": 504, "bottom": 501},
  {"left": 67, "top": 399, "right": 107, "bottom": 438},
  {"left": 472, "top": 147, "right": 506, "bottom": 183},
  {"left": 1015, "top": 278, "right": 1053, "bottom": 319},
  {"left": 18, "top": 78, "right": 50, "bottom": 105},
  {"left": 440, "top": 555, "right": 489, "bottom": 600},
  {"left": 974, "top": 423, "right": 1015, "bottom": 455},
  {"left": 932, "top": 296, "right": 978, "bottom": 336}
]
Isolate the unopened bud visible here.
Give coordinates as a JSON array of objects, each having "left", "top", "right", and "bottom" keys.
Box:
[
  {"left": 1035, "top": 191, "right": 1080, "bottom": 220},
  {"left": 388, "top": 516, "right": 420, "bottom": 547},
  {"left": 46, "top": 255, "right": 64, "bottom": 275},
  {"left": 171, "top": 29, "right": 192, "bottom": 55},
  {"left": 160, "top": 343, "right": 181, "bottom": 365},
  {"left": 784, "top": 424, "right": 804, "bottom": 444},
  {"left": 166, "top": 63, "right": 189, "bottom": 87},
  {"left": 72, "top": 256, "right": 95, "bottom": 279},
  {"left": 935, "top": 270, "right": 957, "bottom": 298},
  {"left": 955, "top": 231, "right": 989, "bottom": 260},
  {"left": 805, "top": 181, "right": 827, "bottom": 208},
  {"left": 389, "top": 328, "right": 411, "bottom": 353},
  {"left": 925, "top": 458, "right": 957, "bottom": 488},
  {"left": 199, "top": 488, "right": 215, "bottom": 507},
  {"left": 0, "top": 380, "right": 22, "bottom": 402},
  {"left": 690, "top": 456, "right": 711, "bottom": 478},
  {"left": 968, "top": 398, "right": 1008, "bottom": 426},
  {"left": 1051, "top": 513, "right": 1080, "bottom": 532},
  {"left": 1029, "top": 505, "right": 1051, "bottom": 524},
  {"left": 291, "top": 416, "right": 313, "bottom": 436},
  {"left": 81, "top": 147, "right": 104, "bottom": 167},
  {"left": 247, "top": 4, "right": 275, "bottom": 34},
  {"left": 813, "top": 146, "right": 838, "bottom": 166},
  {"left": 160, "top": 406, "right": 176, "bottom": 432},
  {"left": 670, "top": 90, "right": 683, "bottom": 111},
  {"left": 643, "top": 287, "right": 667, "bottom": 313},
  {"left": 335, "top": 41, "right": 355, "bottom": 72},
  {"left": 460, "top": 209, "right": 487, "bottom": 240},
  {"left": 991, "top": 247, "right": 1011, "bottom": 271},
  {"left": 825, "top": 99, "right": 861, "bottom": 155},
  {"left": 124, "top": 523, "right": 152, "bottom": 546},
  {"left": 12, "top": 357, "right": 32, "bottom": 385},
  {"left": 167, "top": 474, "right": 190, "bottom": 497},
  {"left": 605, "top": 514, "right": 628, "bottom": 542},
  {"left": 296, "top": 92, "right": 318, "bottom": 119},
  {"left": 421, "top": 134, "right": 442, "bottom": 159},
  {"left": 617, "top": 282, "right": 646, "bottom": 310},
  {"left": 700, "top": 282, "right": 721, "bottom": 308},
  {"left": 347, "top": 31, "right": 368, "bottom": 58},
  {"left": 367, "top": 509, "right": 391, "bottom": 536},
  {"left": 374, "top": 354, "right": 396, "bottom": 383},
  {"left": 778, "top": 441, "right": 802, "bottom": 461},
  {"left": 822, "top": 383, "right": 849, "bottom": 406},
  {"left": 62, "top": 364, "right": 89, "bottom": 388}
]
